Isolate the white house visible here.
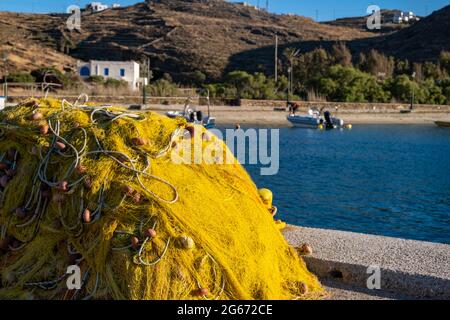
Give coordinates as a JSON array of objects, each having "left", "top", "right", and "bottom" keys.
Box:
[
  {"left": 77, "top": 60, "right": 145, "bottom": 91},
  {"left": 89, "top": 2, "right": 109, "bottom": 12},
  {"left": 393, "top": 11, "right": 417, "bottom": 24}
]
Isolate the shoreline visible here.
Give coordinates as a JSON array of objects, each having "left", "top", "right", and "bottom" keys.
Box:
[
  {"left": 152, "top": 106, "right": 450, "bottom": 126},
  {"left": 6, "top": 98, "right": 450, "bottom": 125}
]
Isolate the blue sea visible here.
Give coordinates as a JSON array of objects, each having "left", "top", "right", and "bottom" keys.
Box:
[{"left": 221, "top": 125, "right": 450, "bottom": 244}]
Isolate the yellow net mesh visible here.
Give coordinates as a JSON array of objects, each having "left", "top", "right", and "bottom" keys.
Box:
[{"left": 0, "top": 98, "right": 324, "bottom": 300}]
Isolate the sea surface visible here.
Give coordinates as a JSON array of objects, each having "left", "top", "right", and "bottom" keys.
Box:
[{"left": 220, "top": 125, "right": 450, "bottom": 244}]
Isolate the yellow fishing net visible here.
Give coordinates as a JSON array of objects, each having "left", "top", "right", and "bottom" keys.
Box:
[{"left": 0, "top": 97, "right": 324, "bottom": 300}]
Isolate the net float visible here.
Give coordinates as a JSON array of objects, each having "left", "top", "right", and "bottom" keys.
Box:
[
  {"left": 298, "top": 282, "right": 308, "bottom": 295},
  {"left": 145, "top": 228, "right": 157, "bottom": 238},
  {"left": 133, "top": 193, "right": 141, "bottom": 204},
  {"left": 15, "top": 207, "right": 27, "bottom": 219},
  {"left": 197, "top": 288, "right": 209, "bottom": 296},
  {"left": 0, "top": 175, "right": 10, "bottom": 188},
  {"left": 0, "top": 162, "right": 9, "bottom": 170},
  {"left": 132, "top": 137, "right": 148, "bottom": 146},
  {"left": 58, "top": 181, "right": 69, "bottom": 192},
  {"left": 179, "top": 236, "right": 195, "bottom": 250},
  {"left": 55, "top": 141, "right": 66, "bottom": 150},
  {"left": 131, "top": 236, "right": 140, "bottom": 249},
  {"left": 298, "top": 243, "right": 313, "bottom": 256},
  {"left": 82, "top": 209, "right": 91, "bottom": 223},
  {"left": 171, "top": 141, "right": 177, "bottom": 149},
  {"left": 31, "top": 112, "right": 43, "bottom": 121},
  {"left": 76, "top": 165, "right": 87, "bottom": 174},
  {"left": 122, "top": 185, "right": 133, "bottom": 195},
  {"left": 40, "top": 124, "right": 49, "bottom": 135}
]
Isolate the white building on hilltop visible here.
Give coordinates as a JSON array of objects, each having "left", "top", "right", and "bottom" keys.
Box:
[
  {"left": 77, "top": 60, "right": 146, "bottom": 91},
  {"left": 89, "top": 2, "right": 109, "bottom": 12},
  {"left": 393, "top": 11, "right": 418, "bottom": 24}
]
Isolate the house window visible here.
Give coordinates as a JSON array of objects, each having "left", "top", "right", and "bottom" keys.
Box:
[
  {"left": 120, "top": 69, "right": 125, "bottom": 77},
  {"left": 104, "top": 68, "right": 109, "bottom": 76}
]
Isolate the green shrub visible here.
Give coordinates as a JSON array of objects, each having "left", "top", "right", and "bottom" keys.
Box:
[
  {"left": 315, "top": 65, "right": 390, "bottom": 103},
  {"left": 146, "top": 79, "right": 178, "bottom": 97},
  {"left": 87, "top": 75, "right": 105, "bottom": 84},
  {"left": 5, "top": 73, "right": 35, "bottom": 83},
  {"left": 104, "top": 78, "right": 127, "bottom": 88},
  {"left": 31, "top": 67, "right": 70, "bottom": 88}
]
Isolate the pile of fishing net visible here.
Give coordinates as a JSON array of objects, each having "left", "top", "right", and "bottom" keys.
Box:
[{"left": 0, "top": 97, "right": 324, "bottom": 300}]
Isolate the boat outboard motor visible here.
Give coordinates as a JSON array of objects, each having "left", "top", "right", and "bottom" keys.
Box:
[
  {"left": 196, "top": 111, "right": 203, "bottom": 121},
  {"left": 189, "top": 111, "right": 196, "bottom": 122},
  {"left": 324, "top": 111, "right": 334, "bottom": 129}
]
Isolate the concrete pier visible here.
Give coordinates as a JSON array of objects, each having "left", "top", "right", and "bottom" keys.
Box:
[{"left": 283, "top": 226, "right": 450, "bottom": 300}]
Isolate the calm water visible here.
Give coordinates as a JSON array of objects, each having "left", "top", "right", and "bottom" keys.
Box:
[{"left": 222, "top": 125, "right": 450, "bottom": 244}]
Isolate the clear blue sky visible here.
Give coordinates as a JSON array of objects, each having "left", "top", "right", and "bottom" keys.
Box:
[{"left": 0, "top": 0, "right": 449, "bottom": 21}]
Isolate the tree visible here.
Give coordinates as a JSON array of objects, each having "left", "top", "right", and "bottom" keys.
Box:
[
  {"left": 316, "top": 65, "right": 389, "bottom": 102},
  {"left": 225, "top": 71, "right": 253, "bottom": 99},
  {"left": 439, "top": 51, "right": 450, "bottom": 76},
  {"left": 330, "top": 42, "right": 353, "bottom": 67},
  {"left": 283, "top": 48, "right": 300, "bottom": 99},
  {"left": 412, "top": 63, "right": 423, "bottom": 82},
  {"left": 366, "top": 49, "right": 394, "bottom": 78},
  {"left": 294, "top": 48, "right": 331, "bottom": 95},
  {"left": 419, "top": 79, "right": 446, "bottom": 104},
  {"left": 388, "top": 74, "right": 421, "bottom": 103},
  {"left": 192, "top": 70, "right": 206, "bottom": 85},
  {"left": 439, "top": 78, "right": 450, "bottom": 104},
  {"left": 423, "top": 62, "right": 443, "bottom": 80},
  {"left": 357, "top": 52, "right": 368, "bottom": 71},
  {"left": 395, "top": 59, "right": 410, "bottom": 76}
]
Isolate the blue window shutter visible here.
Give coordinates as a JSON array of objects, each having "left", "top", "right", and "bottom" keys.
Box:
[
  {"left": 120, "top": 69, "right": 125, "bottom": 77},
  {"left": 104, "top": 68, "right": 109, "bottom": 76}
]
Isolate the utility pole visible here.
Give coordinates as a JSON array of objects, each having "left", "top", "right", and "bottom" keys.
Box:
[
  {"left": 142, "top": 57, "right": 150, "bottom": 106},
  {"left": 266, "top": 0, "right": 269, "bottom": 12},
  {"left": 2, "top": 53, "right": 8, "bottom": 101},
  {"left": 274, "top": 34, "right": 278, "bottom": 82}
]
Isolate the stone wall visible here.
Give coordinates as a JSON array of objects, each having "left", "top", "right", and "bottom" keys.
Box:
[{"left": 239, "top": 99, "right": 450, "bottom": 112}]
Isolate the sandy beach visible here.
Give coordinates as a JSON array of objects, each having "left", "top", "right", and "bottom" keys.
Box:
[{"left": 148, "top": 104, "right": 450, "bottom": 126}]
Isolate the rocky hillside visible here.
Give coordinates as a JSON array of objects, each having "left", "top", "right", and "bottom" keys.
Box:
[
  {"left": 0, "top": 0, "right": 373, "bottom": 81},
  {"left": 0, "top": 12, "right": 75, "bottom": 74},
  {"left": 0, "top": 0, "right": 449, "bottom": 81}
]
